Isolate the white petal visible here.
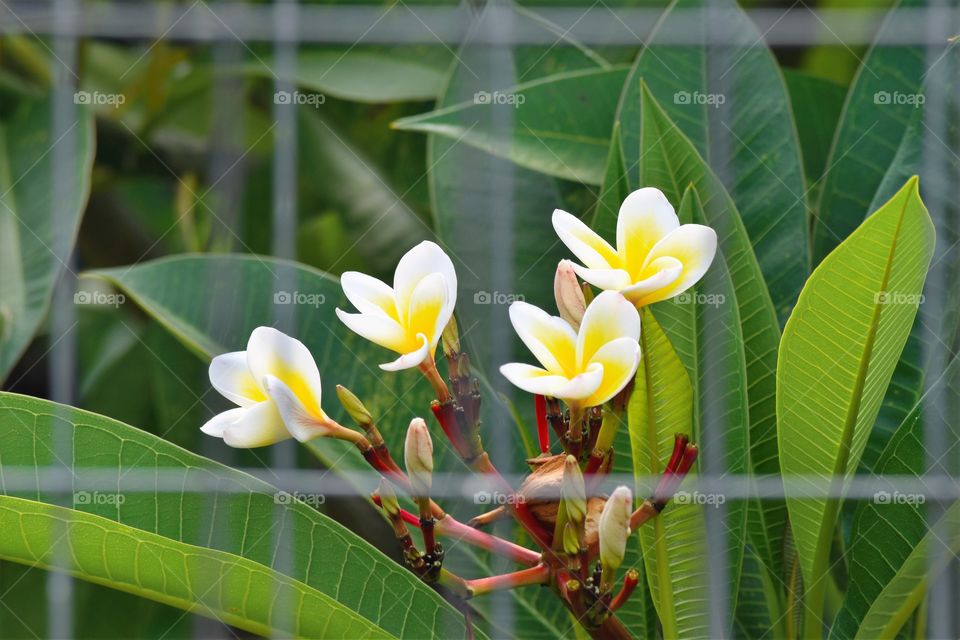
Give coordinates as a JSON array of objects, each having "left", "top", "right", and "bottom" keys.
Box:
[
  {"left": 617, "top": 187, "right": 679, "bottom": 270},
  {"left": 393, "top": 241, "right": 457, "bottom": 324},
  {"left": 619, "top": 257, "right": 683, "bottom": 305},
  {"left": 208, "top": 351, "right": 264, "bottom": 406},
  {"left": 576, "top": 291, "right": 641, "bottom": 367},
  {"left": 245, "top": 327, "right": 325, "bottom": 418},
  {"left": 222, "top": 401, "right": 291, "bottom": 448},
  {"left": 508, "top": 301, "right": 578, "bottom": 376},
  {"left": 582, "top": 338, "right": 641, "bottom": 407},
  {"left": 340, "top": 271, "right": 398, "bottom": 320},
  {"left": 380, "top": 333, "right": 431, "bottom": 371},
  {"left": 200, "top": 407, "right": 248, "bottom": 438},
  {"left": 552, "top": 209, "right": 620, "bottom": 271},
  {"left": 263, "top": 375, "right": 334, "bottom": 442},
  {"left": 570, "top": 264, "right": 633, "bottom": 292},
  {"left": 336, "top": 308, "right": 411, "bottom": 353},
  {"left": 499, "top": 362, "right": 604, "bottom": 402},
  {"left": 638, "top": 225, "right": 718, "bottom": 305},
  {"left": 405, "top": 272, "right": 450, "bottom": 351}
]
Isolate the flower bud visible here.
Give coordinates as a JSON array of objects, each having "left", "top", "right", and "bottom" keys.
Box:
[
  {"left": 378, "top": 479, "right": 400, "bottom": 517},
  {"left": 404, "top": 418, "right": 434, "bottom": 498},
  {"left": 599, "top": 486, "right": 633, "bottom": 575},
  {"left": 561, "top": 455, "right": 587, "bottom": 524},
  {"left": 554, "top": 260, "right": 586, "bottom": 329},
  {"left": 441, "top": 313, "right": 461, "bottom": 358},
  {"left": 336, "top": 384, "right": 373, "bottom": 426},
  {"left": 562, "top": 521, "right": 581, "bottom": 555}
]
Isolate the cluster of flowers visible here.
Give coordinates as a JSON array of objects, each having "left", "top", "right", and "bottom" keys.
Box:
[{"left": 199, "top": 187, "right": 716, "bottom": 637}]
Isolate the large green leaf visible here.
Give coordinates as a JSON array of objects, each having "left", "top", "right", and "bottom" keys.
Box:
[
  {"left": 851, "top": 502, "right": 960, "bottom": 639},
  {"left": 254, "top": 47, "right": 454, "bottom": 103},
  {"left": 0, "top": 495, "right": 393, "bottom": 639},
  {"left": 636, "top": 83, "right": 786, "bottom": 591},
  {"left": 650, "top": 186, "right": 750, "bottom": 625},
  {"left": 394, "top": 66, "right": 628, "bottom": 184},
  {"left": 629, "top": 309, "right": 709, "bottom": 639},
  {"left": 811, "top": 0, "right": 928, "bottom": 265},
  {"left": 831, "top": 354, "right": 960, "bottom": 639},
  {"left": 0, "top": 392, "right": 475, "bottom": 638},
  {"left": 778, "top": 177, "right": 935, "bottom": 634},
  {"left": 0, "top": 94, "right": 95, "bottom": 381},
  {"left": 783, "top": 70, "right": 848, "bottom": 186},
  {"left": 618, "top": 0, "right": 808, "bottom": 325}
]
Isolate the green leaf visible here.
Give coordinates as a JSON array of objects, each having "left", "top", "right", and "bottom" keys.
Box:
[
  {"left": 777, "top": 177, "right": 935, "bottom": 632},
  {"left": 651, "top": 185, "right": 750, "bottom": 623},
  {"left": 783, "top": 70, "right": 848, "bottom": 185},
  {"left": 636, "top": 82, "right": 786, "bottom": 590},
  {"left": 0, "top": 94, "right": 95, "bottom": 381},
  {"left": 253, "top": 47, "right": 454, "bottom": 103},
  {"left": 629, "top": 309, "right": 709, "bottom": 639},
  {"left": 618, "top": 0, "right": 809, "bottom": 325},
  {"left": 0, "top": 391, "right": 476, "bottom": 638},
  {"left": 393, "top": 66, "right": 628, "bottom": 184},
  {"left": 811, "top": 0, "right": 927, "bottom": 265},
  {"left": 0, "top": 495, "right": 394, "bottom": 639},
  {"left": 851, "top": 502, "right": 960, "bottom": 640},
  {"left": 831, "top": 354, "right": 960, "bottom": 640},
  {"left": 591, "top": 120, "right": 629, "bottom": 244}
]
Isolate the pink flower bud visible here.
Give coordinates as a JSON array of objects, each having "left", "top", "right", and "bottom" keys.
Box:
[
  {"left": 554, "top": 260, "right": 586, "bottom": 329},
  {"left": 599, "top": 486, "right": 633, "bottom": 574},
  {"left": 404, "top": 418, "right": 434, "bottom": 498}
]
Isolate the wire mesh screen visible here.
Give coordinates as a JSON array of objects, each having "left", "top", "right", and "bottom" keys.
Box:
[{"left": 0, "top": 0, "right": 958, "bottom": 639}]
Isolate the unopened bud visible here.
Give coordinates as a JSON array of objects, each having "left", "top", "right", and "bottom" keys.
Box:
[
  {"left": 554, "top": 260, "right": 586, "bottom": 329},
  {"left": 599, "top": 486, "right": 633, "bottom": 576},
  {"left": 561, "top": 455, "right": 587, "bottom": 524},
  {"left": 404, "top": 418, "right": 434, "bottom": 498},
  {"left": 336, "top": 385, "right": 373, "bottom": 426},
  {"left": 562, "top": 521, "right": 581, "bottom": 555},
  {"left": 441, "top": 314, "right": 461, "bottom": 358},
  {"left": 378, "top": 480, "right": 400, "bottom": 517}
]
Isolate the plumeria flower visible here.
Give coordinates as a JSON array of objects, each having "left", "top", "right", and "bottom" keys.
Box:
[
  {"left": 500, "top": 290, "right": 641, "bottom": 409},
  {"left": 552, "top": 187, "right": 717, "bottom": 307},
  {"left": 336, "top": 241, "right": 457, "bottom": 372},
  {"left": 201, "top": 327, "right": 339, "bottom": 448}
]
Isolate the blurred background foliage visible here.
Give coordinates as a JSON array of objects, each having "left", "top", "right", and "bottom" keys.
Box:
[{"left": 0, "top": 0, "right": 908, "bottom": 636}]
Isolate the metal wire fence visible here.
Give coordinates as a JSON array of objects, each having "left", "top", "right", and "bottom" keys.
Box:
[{"left": 0, "top": 0, "right": 958, "bottom": 638}]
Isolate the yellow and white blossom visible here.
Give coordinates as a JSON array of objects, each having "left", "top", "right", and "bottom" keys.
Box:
[
  {"left": 499, "top": 290, "right": 641, "bottom": 408},
  {"left": 201, "top": 327, "right": 335, "bottom": 447},
  {"left": 552, "top": 187, "right": 717, "bottom": 307},
  {"left": 336, "top": 241, "right": 457, "bottom": 371}
]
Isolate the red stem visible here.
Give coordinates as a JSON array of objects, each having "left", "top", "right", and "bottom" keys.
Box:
[
  {"left": 535, "top": 395, "right": 550, "bottom": 454},
  {"left": 465, "top": 564, "right": 550, "bottom": 596}
]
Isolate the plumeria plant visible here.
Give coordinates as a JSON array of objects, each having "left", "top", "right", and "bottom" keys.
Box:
[
  {"left": 0, "top": 1, "right": 955, "bottom": 638},
  {"left": 197, "top": 190, "right": 714, "bottom": 639}
]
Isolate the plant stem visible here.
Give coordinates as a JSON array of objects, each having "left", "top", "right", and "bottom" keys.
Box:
[{"left": 465, "top": 564, "right": 550, "bottom": 597}]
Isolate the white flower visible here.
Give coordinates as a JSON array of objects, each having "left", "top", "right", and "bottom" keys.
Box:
[
  {"left": 404, "top": 417, "right": 434, "bottom": 498},
  {"left": 336, "top": 241, "right": 457, "bottom": 371},
  {"left": 201, "top": 327, "right": 335, "bottom": 448},
  {"left": 499, "top": 290, "right": 641, "bottom": 408},
  {"left": 552, "top": 187, "right": 717, "bottom": 307},
  {"left": 599, "top": 485, "right": 633, "bottom": 574}
]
